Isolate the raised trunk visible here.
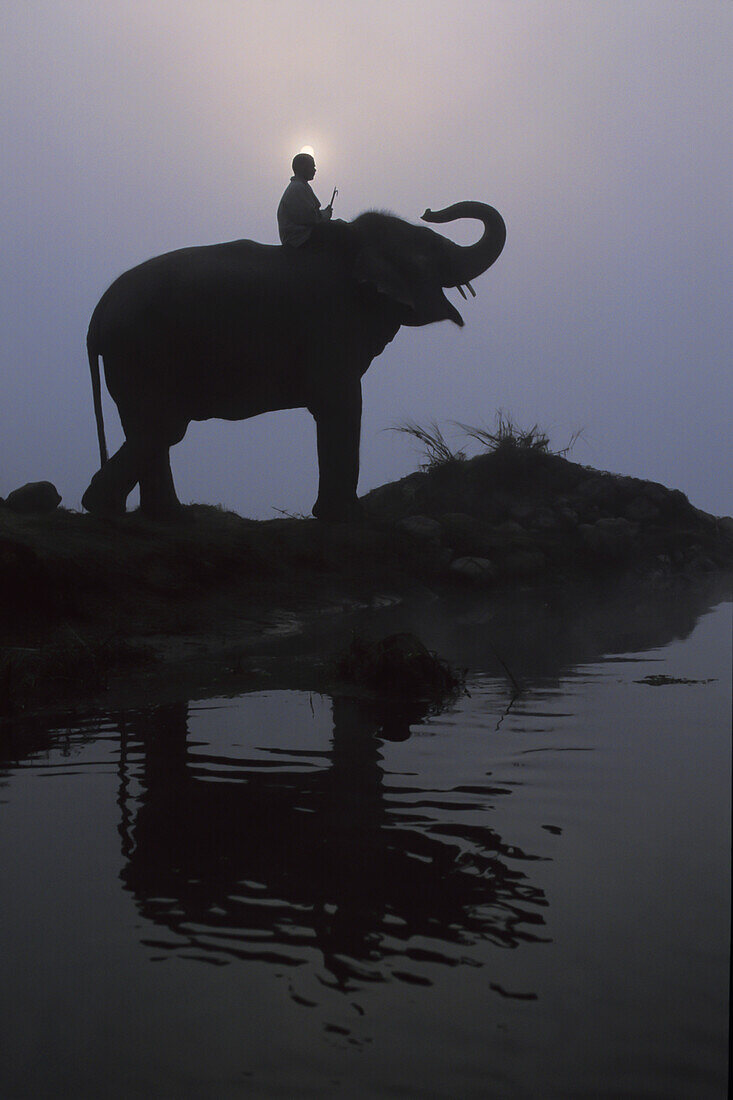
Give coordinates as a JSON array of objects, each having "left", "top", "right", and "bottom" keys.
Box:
[{"left": 422, "top": 201, "right": 506, "bottom": 287}]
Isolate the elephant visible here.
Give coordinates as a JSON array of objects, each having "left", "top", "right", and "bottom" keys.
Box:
[{"left": 81, "top": 200, "right": 505, "bottom": 521}]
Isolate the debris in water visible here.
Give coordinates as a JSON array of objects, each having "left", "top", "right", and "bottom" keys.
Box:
[
  {"left": 634, "top": 674, "right": 716, "bottom": 686},
  {"left": 336, "top": 632, "right": 464, "bottom": 703}
]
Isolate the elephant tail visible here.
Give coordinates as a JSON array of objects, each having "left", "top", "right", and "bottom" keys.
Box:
[{"left": 87, "top": 313, "right": 108, "bottom": 466}]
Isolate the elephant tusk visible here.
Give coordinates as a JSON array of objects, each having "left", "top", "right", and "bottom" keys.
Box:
[
  {"left": 466, "top": 281, "right": 476, "bottom": 297},
  {"left": 456, "top": 284, "right": 467, "bottom": 300}
]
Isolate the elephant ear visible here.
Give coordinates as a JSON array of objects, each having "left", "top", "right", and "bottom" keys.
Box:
[
  {"left": 353, "top": 246, "right": 464, "bottom": 327},
  {"left": 353, "top": 246, "right": 415, "bottom": 309}
]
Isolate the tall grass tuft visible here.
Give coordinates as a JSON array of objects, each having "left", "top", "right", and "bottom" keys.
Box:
[
  {"left": 391, "top": 419, "right": 466, "bottom": 469},
  {"left": 454, "top": 412, "right": 585, "bottom": 458},
  {"left": 393, "top": 413, "right": 584, "bottom": 467},
  {"left": 453, "top": 412, "right": 551, "bottom": 454}
]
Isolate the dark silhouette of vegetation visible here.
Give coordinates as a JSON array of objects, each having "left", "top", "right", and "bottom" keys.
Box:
[
  {"left": 392, "top": 419, "right": 467, "bottom": 468},
  {"left": 392, "top": 412, "right": 584, "bottom": 469}
]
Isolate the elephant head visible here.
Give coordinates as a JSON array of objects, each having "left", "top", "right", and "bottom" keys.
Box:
[{"left": 351, "top": 201, "right": 506, "bottom": 328}]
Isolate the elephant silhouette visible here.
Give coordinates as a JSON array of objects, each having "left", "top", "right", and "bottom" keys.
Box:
[{"left": 81, "top": 202, "right": 505, "bottom": 521}]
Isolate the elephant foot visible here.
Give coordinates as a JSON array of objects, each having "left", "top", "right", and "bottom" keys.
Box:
[
  {"left": 312, "top": 496, "right": 363, "bottom": 523},
  {"left": 81, "top": 481, "right": 127, "bottom": 519}
]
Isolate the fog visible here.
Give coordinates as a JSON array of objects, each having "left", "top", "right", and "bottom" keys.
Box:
[{"left": 2, "top": 1, "right": 731, "bottom": 517}]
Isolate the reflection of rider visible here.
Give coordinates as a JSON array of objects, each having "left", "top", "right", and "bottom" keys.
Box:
[{"left": 277, "top": 153, "right": 333, "bottom": 247}]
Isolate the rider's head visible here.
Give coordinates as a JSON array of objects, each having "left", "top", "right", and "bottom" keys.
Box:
[{"left": 292, "top": 153, "right": 316, "bottom": 181}]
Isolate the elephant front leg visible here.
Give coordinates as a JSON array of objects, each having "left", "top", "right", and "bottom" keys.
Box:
[{"left": 311, "top": 383, "right": 363, "bottom": 522}]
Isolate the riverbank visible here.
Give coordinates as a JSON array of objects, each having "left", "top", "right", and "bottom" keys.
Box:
[{"left": 1, "top": 446, "right": 731, "bottom": 716}]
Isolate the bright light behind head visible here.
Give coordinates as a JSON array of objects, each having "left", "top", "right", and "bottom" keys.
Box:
[{"left": 299, "top": 145, "right": 315, "bottom": 157}]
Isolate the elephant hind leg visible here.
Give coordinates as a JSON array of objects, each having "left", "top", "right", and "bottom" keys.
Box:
[
  {"left": 82, "top": 441, "right": 139, "bottom": 517},
  {"left": 138, "top": 448, "right": 183, "bottom": 520},
  {"left": 83, "top": 420, "right": 185, "bottom": 520},
  {"left": 136, "top": 417, "right": 188, "bottom": 520}
]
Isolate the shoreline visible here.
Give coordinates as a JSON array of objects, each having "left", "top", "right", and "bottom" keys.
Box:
[{"left": 2, "top": 448, "right": 732, "bottom": 719}]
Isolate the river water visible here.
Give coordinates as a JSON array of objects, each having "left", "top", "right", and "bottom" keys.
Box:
[{"left": 1, "top": 576, "right": 730, "bottom": 1098}]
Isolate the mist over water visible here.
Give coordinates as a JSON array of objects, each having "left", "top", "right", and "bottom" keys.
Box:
[{"left": 1, "top": 3, "right": 731, "bottom": 518}]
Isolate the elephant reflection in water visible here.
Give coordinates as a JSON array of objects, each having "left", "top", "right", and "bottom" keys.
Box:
[{"left": 117, "top": 696, "right": 548, "bottom": 990}]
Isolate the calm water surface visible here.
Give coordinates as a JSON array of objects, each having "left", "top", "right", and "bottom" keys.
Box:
[{"left": 1, "top": 578, "right": 730, "bottom": 1098}]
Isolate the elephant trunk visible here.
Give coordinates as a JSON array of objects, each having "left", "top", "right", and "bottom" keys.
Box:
[{"left": 422, "top": 201, "right": 506, "bottom": 288}]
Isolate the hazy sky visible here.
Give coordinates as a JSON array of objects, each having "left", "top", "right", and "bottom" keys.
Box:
[{"left": 2, "top": 1, "right": 731, "bottom": 517}]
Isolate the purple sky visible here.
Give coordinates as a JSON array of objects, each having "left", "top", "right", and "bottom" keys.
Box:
[{"left": 2, "top": 1, "right": 731, "bottom": 516}]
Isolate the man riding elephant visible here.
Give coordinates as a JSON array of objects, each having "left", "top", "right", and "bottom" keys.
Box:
[
  {"left": 277, "top": 153, "right": 334, "bottom": 248},
  {"left": 81, "top": 191, "right": 506, "bottom": 522}
]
